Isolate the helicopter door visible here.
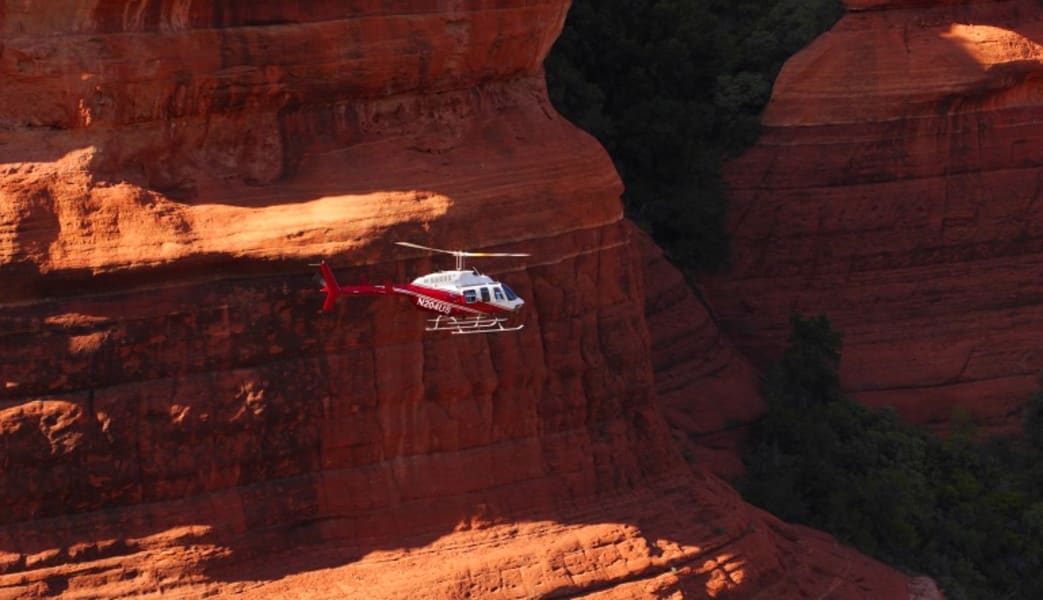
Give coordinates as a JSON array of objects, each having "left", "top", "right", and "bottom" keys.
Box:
[
  {"left": 493, "top": 287, "right": 505, "bottom": 301},
  {"left": 463, "top": 289, "right": 478, "bottom": 303},
  {"left": 480, "top": 287, "right": 491, "bottom": 302}
]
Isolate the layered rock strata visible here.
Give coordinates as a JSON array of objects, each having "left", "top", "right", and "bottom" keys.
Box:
[
  {"left": 708, "top": 0, "right": 1043, "bottom": 429},
  {"left": 1, "top": 1, "right": 925, "bottom": 598},
  {"left": 637, "top": 229, "right": 764, "bottom": 479}
]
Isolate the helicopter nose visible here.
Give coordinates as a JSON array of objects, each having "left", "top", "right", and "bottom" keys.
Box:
[{"left": 513, "top": 299, "right": 525, "bottom": 311}]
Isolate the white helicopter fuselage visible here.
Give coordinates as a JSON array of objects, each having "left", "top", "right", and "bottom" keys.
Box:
[{"left": 410, "top": 270, "right": 525, "bottom": 314}]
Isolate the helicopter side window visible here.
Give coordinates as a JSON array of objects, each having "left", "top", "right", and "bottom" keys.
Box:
[
  {"left": 493, "top": 287, "right": 505, "bottom": 301},
  {"left": 480, "top": 287, "right": 491, "bottom": 302},
  {"left": 463, "top": 289, "right": 477, "bottom": 303},
  {"left": 502, "top": 285, "right": 518, "bottom": 301}
]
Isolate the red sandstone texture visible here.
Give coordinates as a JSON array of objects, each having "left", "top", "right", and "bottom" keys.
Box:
[
  {"left": 707, "top": 0, "right": 1043, "bottom": 430},
  {"left": 1, "top": 2, "right": 929, "bottom": 598},
  {"left": 637, "top": 229, "right": 764, "bottom": 479}
]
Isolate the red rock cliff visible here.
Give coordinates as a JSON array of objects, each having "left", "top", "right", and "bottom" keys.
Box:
[
  {"left": 707, "top": 0, "right": 1043, "bottom": 430},
  {"left": 0, "top": 2, "right": 926, "bottom": 598}
]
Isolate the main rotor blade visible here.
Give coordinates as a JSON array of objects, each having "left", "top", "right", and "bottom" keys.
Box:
[
  {"left": 395, "top": 241, "right": 529, "bottom": 258},
  {"left": 394, "top": 241, "right": 457, "bottom": 255}
]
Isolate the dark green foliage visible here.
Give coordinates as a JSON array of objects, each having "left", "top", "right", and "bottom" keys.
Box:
[
  {"left": 742, "top": 316, "right": 1043, "bottom": 599},
  {"left": 1023, "top": 373, "right": 1043, "bottom": 452},
  {"left": 545, "top": 0, "right": 844, "bottom": 271},
  {"left": 763, "top": 314, "right": 843, "bottom": 408}
]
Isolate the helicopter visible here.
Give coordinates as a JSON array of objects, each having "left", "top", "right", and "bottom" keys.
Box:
[{"left": 317, "top": 241, "right": 529, "bottom": 334}]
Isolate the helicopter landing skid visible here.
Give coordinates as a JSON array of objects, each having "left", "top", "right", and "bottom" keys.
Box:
[{"left": 426, "top": 315, "right": 524, "bottom": 335}]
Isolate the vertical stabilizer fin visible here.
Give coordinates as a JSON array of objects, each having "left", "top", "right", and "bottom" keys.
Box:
[{"left": 319, "top": 261, "right": 341, "bottom": 312}]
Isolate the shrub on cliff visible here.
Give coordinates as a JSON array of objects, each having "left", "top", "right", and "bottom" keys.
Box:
[
  {"left": 1023, "top": 372, "right": 1043, "bottom": 453},
  {"left": 762, "top": 314, "right": 843, "bottom": 408},
  {"left": 742, "top": 315, "right": 1043, "bottom": 599},
  {"left": 545, "top": 0, "right": 844, "bottom": 271}
]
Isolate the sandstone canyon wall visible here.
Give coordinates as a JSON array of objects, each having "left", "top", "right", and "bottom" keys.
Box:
[
  {"left": 708, "top": 0, "right": 1043, "bottom": 430},
  {"left": 1, "top": 2, "right": 924, "bottom": 598},
  {"left": 638, "top": 230, "right": 764, "bottom": 480}
]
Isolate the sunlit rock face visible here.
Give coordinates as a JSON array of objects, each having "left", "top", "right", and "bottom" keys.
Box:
[
  {"left": 0, "top": 2, "right": 923, "bottom": 598},
  {"left": 707, "top": 0, "right": 1043, "bottom": 430}
]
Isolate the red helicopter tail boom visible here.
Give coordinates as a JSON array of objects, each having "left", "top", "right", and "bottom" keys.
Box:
[{"left": 317, "top": 260, "right": 395, "bottom": 312}]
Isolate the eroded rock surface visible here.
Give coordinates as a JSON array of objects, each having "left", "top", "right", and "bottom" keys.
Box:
[
  {"left": 1, "top": 2, "right": 924, "bottom": 598},
  {"left": 707, "top": 0, "right": 1043, "bottom": 430},
  {"left": 637, "top": 228, "right": 764, "bottom": 479}
]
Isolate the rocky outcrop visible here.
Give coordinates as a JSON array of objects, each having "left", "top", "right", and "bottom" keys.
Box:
[
  {"left": 707, "top": 0, "right": 1043, "bottom": 430},
  {"left": 637, "top": 229, "right": 764, "bottom": 478},
  {"left": 1, "top": 2, "right": 924, "bottom": 598}
]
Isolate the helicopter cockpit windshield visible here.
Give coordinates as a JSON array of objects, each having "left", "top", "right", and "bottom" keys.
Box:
[{"left": 502, "top": 285, "right": 518, "bottom": 301}]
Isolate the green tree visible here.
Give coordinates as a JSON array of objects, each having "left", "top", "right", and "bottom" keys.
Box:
[
  {"left": 1023, "top": 371, "right": 1043, "bottom": 452},
  {"left": 763, "top": 314, "right": 843, "bottom": 408},
  {"left": 742, "top": 316, "right": 1043, "bottom": 598}
]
